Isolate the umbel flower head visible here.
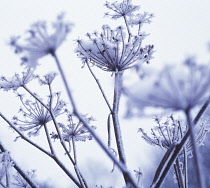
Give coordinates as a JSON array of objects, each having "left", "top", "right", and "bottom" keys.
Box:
[
  {"left": 36, "top": 72, "right": 57, "bottom": 86},
  {"left": 51, "top": 114, "right": 96, "bottom": 143},
  {"left": 9, "top": 13, "right": 73, "bottom": 68},
  {"left": 125, "top": 58, "right": 210, "bottom": 113},
  {"left": 76, "top": 0, "right": 154, "bottom": 72},
  {"left": 0, "top": 69, "right": 34, "bottom": 91},
  {"left": 104, "top": 0, "right": 140, "bottom": 19},
  {"left": 13, "top": 93, "right": 66, "bottom": 137},
  {"left": 139, "top": 116, "right": 208, "bottom": 157},
  {"left": 76, "top": 25, "right": 153, "bottom": 72}
]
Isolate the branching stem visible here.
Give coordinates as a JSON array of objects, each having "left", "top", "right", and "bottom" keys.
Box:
[{"left": 51, "top": 52, "right": 138, "bottom": 188}]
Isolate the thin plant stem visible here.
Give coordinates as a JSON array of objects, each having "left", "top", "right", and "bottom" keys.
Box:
[
  {"left": 123, "top": 16, "right": 131, "bottom": 42},
  {"left": 6, "top": 171, "right": 10, "bottom": 188},
  {"left": 0, "top": 113, "right": 51, "bottom": 156},
  {"left": 0, "top": 142, "right": 38, "bottom": 188},
  {"left": 0, "top": 114, "right": 81, "bottom": 188},
  {"left": 180, "top": 122, "right": 188, "bottom": 188},
  {"left": 0, "top": 182, "right": 6, "bottom": 188},
  {"left": 23, "top": 86, "right": 75, "bottom": 163},
  {"left": 174, "top": 158, "right": 184, "bottom": 188},
  {"left": 173, "top": 163, "right": 181, "bottom": 188},
  {"left": 72, "top": 137, "right": 89, "bottom": 188},
  {"left": 151, "top": 96, "right": 210, "bottom": 188},
  {"left": 51, "top": 52, "right": 138, "bottom": 188},
  {"left": 185, "top": 109, "right": 204, "bottom": 188},
  {"left": 87, "top": 62, "right": 128, "bottom": 180},
  {"left": 44, "top": 124, "right": 55, "bottom": 154},
  {"left": 112, "top": 71, "right": 130, "bottom": 185},
  {"left": 23, "top": 85, "right": 87, "bottom": 188},
  {"left": 86, "top": 62, "right": 113, "bottom": 112}
]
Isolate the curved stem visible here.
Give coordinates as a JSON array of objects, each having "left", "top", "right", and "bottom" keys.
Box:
[{"left": 51, "top": 52, "right": 138, "bottom": 188}]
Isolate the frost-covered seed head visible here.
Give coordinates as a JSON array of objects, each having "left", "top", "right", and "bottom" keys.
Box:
[
  {"left": 76, "top": 25, "right": 154, "bottom": 72},
  {"left": 139, "top": 115, "right": 209, "bottom": 157},
  {"left": 13, "top": 93, "right": 66, "bottom": 137},
  {"left": 0, "top": 69, "right": 34, "bottom": 91},
  {"left": 125, "top": 58, "right": 210, "bottom": 113},
  {"left": 9, "top": 13, "right": 73, "bottom": 68}
]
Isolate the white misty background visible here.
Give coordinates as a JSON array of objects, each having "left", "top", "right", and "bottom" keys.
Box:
[{"left": 0, "top": 0, "right": 210, "bottom": 187}]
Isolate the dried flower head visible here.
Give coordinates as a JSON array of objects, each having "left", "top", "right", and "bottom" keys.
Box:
[
  {"left": 36, "top": 72, "right": 57, "bottom": 85},
  {"left": 104, "top": 0, "right": 139, "bottom": 19},
  {"left": 51, "top": 114, "right": 96, "bottom": 143},
  {"left": 76, "top": 25, "right": 154, "bottom": 72},
  {"left": 13, "top": 93, "right": 66, "bottom": 137},
  {"left": 0, "top": 69, "right": 34, "bottom": 91},
  {"left": 10, "top": 13, "right": 73, "bottom": 68},
  {"left": 125, "top": 58, "right": 210, "bottom": 113},
  {"left": 139, "top": 116, "right": 208, "bottom": 157}
]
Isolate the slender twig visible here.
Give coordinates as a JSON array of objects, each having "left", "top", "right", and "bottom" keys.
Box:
[
  {"left": 43, "top": 124, "right": 55, "bottom": 154},
  {"left": 123, "top": 16, "right": 131, "bottom": 42},
  {"left": 0, "top": 113, "right": 51, "bottom": 157},
  {"left": 5, "top": 165, "right": 11, "bottom": 188},
  {"left": 0, "top": 182, "right": 7, "bottom": 188},
  {"left": 185, "top": 109, "right": 204, "bottom": 188},
  {"left": 180, "top": 122, "right": 188, "bottom": 188},
  {"left": 24, "top": 85, "right": 87, "bottom": 188},
  {"left": 0, "top": 142, "right": 38, "bottom": 188},
  {"left": 0, "top": 113, "right": 81, "bottom": 187},
  {"left": 72, "top": 137, "right": 89, "bottom": 188},
  {"left": 86, "top": 62, "right": 113, "bottom": 112},
  {"left": 51, "top": 52, "right": 138, "bottom": 188}
]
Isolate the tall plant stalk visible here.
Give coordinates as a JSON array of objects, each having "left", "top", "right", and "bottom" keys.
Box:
[
  {"left": 111, "top": 72, "right": 130, "bottom": 185},
  {"left": 51, "top": 52, "right": 138, "bottom": 188}
]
